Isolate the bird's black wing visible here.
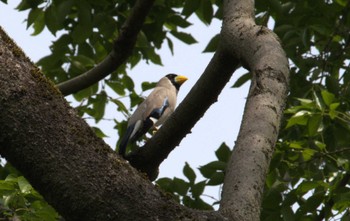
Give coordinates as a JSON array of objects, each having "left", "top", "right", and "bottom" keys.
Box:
[
  {"left": 118, "top": 125, "right": 135, "bottom": 156},
  {"left": 129, "top": 97, "right": 169, "bottom": 143},
  {"left": 118, "top": 97, "right": 169, "bottom": 156}
]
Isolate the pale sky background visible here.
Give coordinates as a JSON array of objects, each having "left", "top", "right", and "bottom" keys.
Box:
[{"left": 0, "top": 1, "right": 249, "bottom": 205}]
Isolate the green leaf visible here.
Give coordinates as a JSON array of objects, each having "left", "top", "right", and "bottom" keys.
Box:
[
  {"left": 335, "top": 0, "right": 347, "bottom": 6},
  {"left": 141, "top": 81, "right": 157, "bottom": 91},
  {"left": 5, "top": 174, "right": 18, "bottom": 181},
  {"left": 281, "top": 2, "right": 295, "bottom": 15},
  {"left": 302, "top": 148, "right": 316, "bottom": 162},
  {"left": 231, "top": 72, "right": 251, "bottom": 88},
  {"left": 199, "top": 161, "right": 226, "bottom": 178},
  {"left": 170, "top": 31, "right": 197, "bottom": 44},
  {"left": 329, "top": 103, "right": 340, "bottom": 119},
  {"left": 31, "top": 201, "right": 59, "bottom": 221},
  {"left": 286, "top": 110, "right": 310, "bottom": 128},
  {"left": 144, "top": 48, "right": 163, "bottom": 65},
  {"left": 288, "top": 141, "right": 303, "bottom": 149},
  {"left": 31, "top": 10, "right": 45, "bottom": 36},
  {"left": 92, "top": 91, "right": 107, "bottom": 122},
  {"left": 312, "top": 90, "right": 324, "bottom": 111},
  {"left": 183, "top": 162, "right": 196, "bottom": 184},
  {"left": 330, "top": 102, "right": 340, "bottom": 111},
  {"left": 17, "top": 176, "right": 32, "bottom": 194},
  {"left": 196, "top": 0, "right": 213, "bottom": 25},
  {"left": 307, "top": 114, "right": 322, "bottom": 136},
  {"left": 27, "top": 8, "right": 43, "bottom": 29},
  {"left": 56, "top": 0, "right": 74, "bottom": 24},
  {"left": 203, "top": 34, "right": 220, "bottom": 53},
  {"left": 207, "top": 172, "right": 224, "bottom": 186},
  {"left": 321, "top": 90, "right": 335, "bottom": 107},
  {"left": 0, "top": 180, "right": 15, "bottom": 192},
  {"left": 111, "top": 99, "right": 128, "bottom": 114},
  {"left": 215, "top": 142, "right": 231, "bottom": 162},
  {"left": 172, "top": 177, "right": 189, "bottom": 196},
  {"left": 156, "top": 177, "right": 173, "bottom": 192},
  {"left": 70, "top": 58, "right": 88, "bottom": 72},
  {"left": 136, "top": 31, "right": 150, "bottom": 48},
  {"left": 300, "top": 192, "right": 324, "bottom": 213},
  {"left": 166, "top": 37, "right": 174, "bottom": 55},
  {"left": 166, "top": 15, "right": 192, "bottom": 28},
  {"left": 78, "top": 42, "right": 94, "bottom": 58},
  {"left": 122, "top": 75, "right": 135, "bottom": 91},
  {"left": 72, "top": 83, "right": 98, "bottom": 101},
  {"left": 106, "top": 81, "right": 126, "bottom": 96},
  {"left": 71, "top": 2, "right": 93, "bottom": 43},
  {"left": 72, "top": 55, "right": 95, "bottom": 68},
  {"left": 333, "top": 191, "right": 350, "bottom": 212},
  {"left": 184, "top": 196, "right": 213, "bottom": 210},
  {"left": 130, "top": 92, "right": 143, "bottom": 107},
  {"left": 182, "top": 0, "right": 200, "bottom": 17},
  {"left": 191, "top": 180, "right": 206, "bottom": 198},
  {"left": 301, "top": 28, "right": 310, "bottom": 48},
  {"left": 268, "top": 0, "right": 282, "bottom": 14},
  {"left": 310, "top": 24, "right": 331, "bottom": 36},
  {"left": 16, "top": 0, "right": 43, "bottom": 11},
  {"left": 296, "top": 98, "right": 316, "bottom": 109},
  {"left": 296, "top": 181, "right": 325, "bottom": 195},
  {"left": 91, "top": 127, "right": 108, "bottom": 138},
  {"left": 45, "top": 5, "right": 61, "bottom": 35},
  {"left": 281, "top": 205, "right": 295, "bottom": 221},
  {"left": 314, "top": 141, "right": 326, "bottom": 151},
  {"left": 336, "top": 158, "right": 348, "bottom": 167}
]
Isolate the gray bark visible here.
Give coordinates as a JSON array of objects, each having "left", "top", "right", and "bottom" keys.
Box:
[{"left": 219, "top": 0, "right": 289, "bottom": 220}]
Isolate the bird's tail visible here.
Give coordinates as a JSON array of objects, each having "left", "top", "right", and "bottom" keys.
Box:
[{"left": 118, "top": 125, "right": 134, "bottom": 156}]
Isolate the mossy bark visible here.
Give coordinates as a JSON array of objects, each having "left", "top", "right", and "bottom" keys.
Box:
[{"left": 0, "top": 27, "right": 224, "bottom": 221}]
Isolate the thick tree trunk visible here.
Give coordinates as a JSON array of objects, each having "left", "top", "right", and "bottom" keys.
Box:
[{"left": 0, "top": 28, "right": 224, "bottom": 221}]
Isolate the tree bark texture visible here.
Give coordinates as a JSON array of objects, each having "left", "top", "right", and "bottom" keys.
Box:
[
  {"left": 0, "top": 28, "right": 225, "bottom": 221},
  {"left": 219, "top": 0, "right": 289, "bottom": 221}
]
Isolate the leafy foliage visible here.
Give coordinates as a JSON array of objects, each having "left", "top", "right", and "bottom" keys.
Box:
[
  {"left": 1, "top": 0, "right": 350, "bottom": 220},
  {"left": 156, "top": 143, "right": 231, "bottom": 209},
  {"left": 254, "top": 0, "right": 350, "bottom": 220},
  {"left": 0, "top": 164, "right": 59, "bottom": 221}
]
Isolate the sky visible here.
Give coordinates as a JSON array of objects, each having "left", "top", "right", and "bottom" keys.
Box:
[{"left": 0, "top": 1, "right": 249, "bottom": 204}]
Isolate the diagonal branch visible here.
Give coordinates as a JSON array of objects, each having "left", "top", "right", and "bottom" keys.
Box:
[
  {"left": 0, "top": 26, "right": 225, "bottom": 221},
  {"left": 57, "top": 0, "right": 155, "bottom": 96},
  {"left": 125, "top": 42, "right": 240, "bottom": 180}
]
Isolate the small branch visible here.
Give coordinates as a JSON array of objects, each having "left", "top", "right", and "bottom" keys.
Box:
[{"left": 57, "top": 0, "right": 155, "bottom": 96}]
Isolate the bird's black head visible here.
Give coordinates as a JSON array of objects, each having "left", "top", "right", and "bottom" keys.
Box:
[{"left": 166, "top": 74, "right": 188, "bottom": 91}]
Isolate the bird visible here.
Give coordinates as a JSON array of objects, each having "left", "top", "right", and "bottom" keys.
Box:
[{"left": 118, "top": 74, "right": 188, "bottom": 156}]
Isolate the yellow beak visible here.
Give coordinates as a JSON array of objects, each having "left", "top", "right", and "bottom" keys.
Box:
[{"left": 175, "top": 75, "right": 188, "bottom": 85}]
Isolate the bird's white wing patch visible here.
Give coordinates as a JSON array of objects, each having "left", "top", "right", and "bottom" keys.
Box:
[{"left": 130, "top": 120, "right": 142, "bottom": 139}]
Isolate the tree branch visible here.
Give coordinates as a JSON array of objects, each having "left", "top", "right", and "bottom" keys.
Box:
[
  {"left": 0, "top": 27, "right": 226, "bottom": 221},
  {"left": 57, "top": 0, "right": 155, "bottom": 96},
  {"left": 217, "top": 0, "right": 289, "bottom": 220}
]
